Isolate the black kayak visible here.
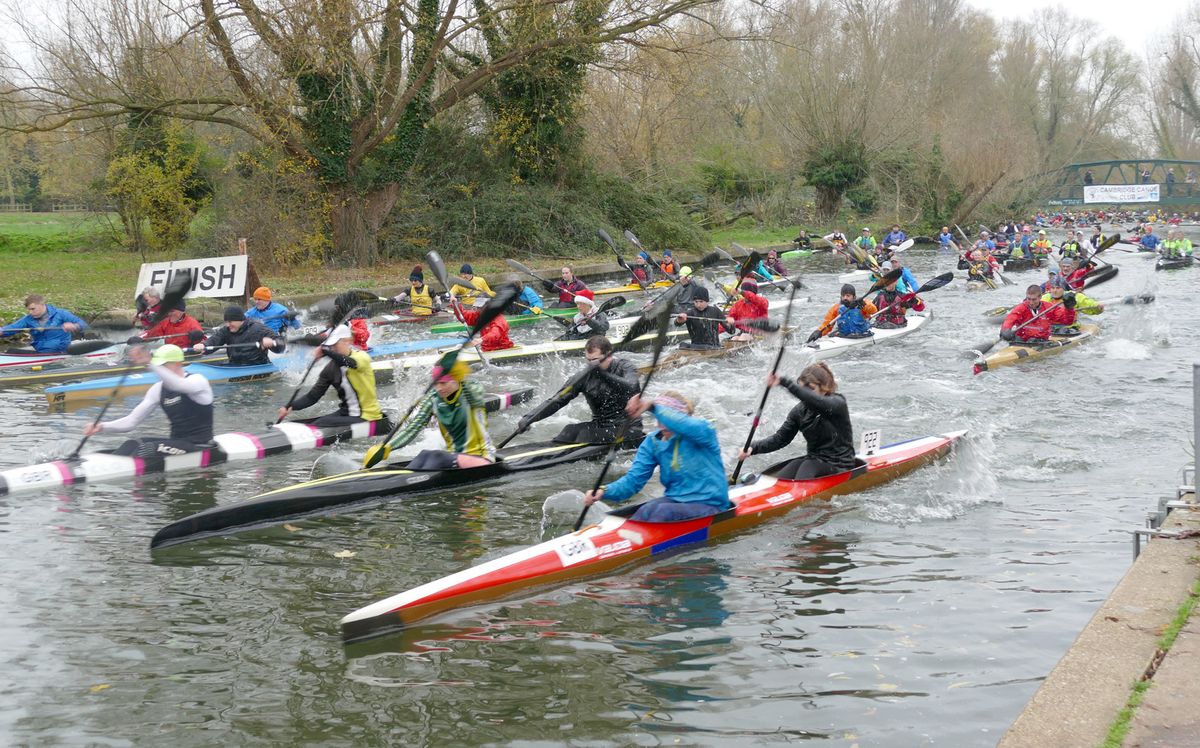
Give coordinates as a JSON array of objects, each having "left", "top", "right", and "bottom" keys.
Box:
[
  {"left": 1155, "top": 255, "right": 1194, "bottom": 271},
  {"left": 150, "top": 437, "right": 641, "bottom": 549},
  {"left": 1082, "top": 264, "right": 1117, "bottom": 289}
]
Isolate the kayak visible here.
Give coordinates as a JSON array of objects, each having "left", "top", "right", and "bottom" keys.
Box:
[
  {"left": 44, "top": 338, "right": 466, "bottom": 407},
  {"left": 1082, "top": 264, "right": 1118, "bottom": 289},
  {"left": 966, "top": 280, "right": 997, "bottom": 291},
  {"left": 1155, "top": 255, "right": 1194, "bottom": 271},
  {"left": 371, "top": 311, "right": 452, "bottom": 326},
  {"left": 640, "top": 337, "right": 766, "bottom": 375},
  {"left": 981, "top": 294, "right": 1155, "bottom": 324},
  {"left": 595, "top": 280, "right": 673, "bottom": 296},
  {"left": 803, "top": 311, "right": 931, "bottom": 361},
  {"left": 338, "top": 430, "right": 968, "bottom": 644},
  {"left": 779, "top": 247, "right": 813, "bottom": 260},
  {"left": 0, "top": 353, "right": 229, "bottom": 389},
  {"left": 150, "top": 437, "right": 637, "bottom": 549},
  {"left": 1, "top": 389, "right": 531, "bottom": 499},
  {"left": 428, "top": 307, "right": 578, "bottom": 334},
  {"left": 837, "top": 268, "right": 872, "bottom": 284},
  {"left": 972, "top": 323, "right": 1099, "bottom": 375},
  {"left": 0, "top": 345, "right": 122, "bottom": 370}
]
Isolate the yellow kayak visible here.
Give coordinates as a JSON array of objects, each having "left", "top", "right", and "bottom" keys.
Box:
[{"left": 973, "top": 323, "right": 1099, "bottom": 374}]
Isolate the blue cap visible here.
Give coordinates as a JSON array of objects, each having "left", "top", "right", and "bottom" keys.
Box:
[{"left": 460, "top": 263, "right": 473, "bottom": 275}]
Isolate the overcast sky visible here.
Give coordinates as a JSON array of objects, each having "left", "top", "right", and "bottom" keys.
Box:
[{"left": 963, "top": 0, "right": 1189, "bottom": 60}]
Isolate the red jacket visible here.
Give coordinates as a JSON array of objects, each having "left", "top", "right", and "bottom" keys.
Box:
[
  {"left": 457, "top": 308, "right": 514, "bottom": 351},
  {"left": 727, "top": 291, "right": 769, "bottom": 330},
  {"left": 1002, "top": 301, "right": 1052, "bottom": 341},
  {"left": 141, "top": 314, "right": 205, "bottom": 347},
  {"left": 871, "top": 289, "right": 924, "bottom": 326},
  {"left": 1065, "top": 267, "right": 1089, "bottom": 290},
  {"left": 1045, "top": 303, "right": 1075, "bottom": 327}
]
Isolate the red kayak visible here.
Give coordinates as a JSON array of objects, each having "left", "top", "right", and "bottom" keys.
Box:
[{"left": 341, "top": 430, "right": 968, "bottom": 644}]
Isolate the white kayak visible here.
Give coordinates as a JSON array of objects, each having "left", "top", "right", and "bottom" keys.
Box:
[
  {"left": 802, "top": 310, "right": 932, "bottom": 361},
  {"left": 837, "top": 269, "right": 873, "bottom": 284}
]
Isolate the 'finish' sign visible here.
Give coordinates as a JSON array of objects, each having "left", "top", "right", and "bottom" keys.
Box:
[{"left": 136, "top": 256, "right": 249, "bottom": 298}]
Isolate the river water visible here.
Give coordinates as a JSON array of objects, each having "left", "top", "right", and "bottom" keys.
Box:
[{"left": 0, "top": 236, "right": 1191, "bottom": 746}]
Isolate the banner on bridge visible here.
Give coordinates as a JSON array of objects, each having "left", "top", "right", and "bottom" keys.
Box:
[
  {"left": 136, "top": 255, "right": 249, "bottom": 298},
  {"left": 1083, "top": 184, "right": 1160, "bottom": 204}
]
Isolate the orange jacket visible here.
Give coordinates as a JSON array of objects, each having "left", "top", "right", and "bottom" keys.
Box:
[{"left": 818, "top": 299, "right": 878, "bottom": 336}]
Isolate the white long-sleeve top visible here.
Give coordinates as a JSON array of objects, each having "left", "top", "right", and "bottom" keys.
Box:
[{"left": 100, "top": 364, "right": 214, "bottom": 433}]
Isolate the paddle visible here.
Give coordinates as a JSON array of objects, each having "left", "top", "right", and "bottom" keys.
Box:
[
  {"left": 597, "top": 229, "right": 649, "bottom": 288},
  {"left": 728, "top": 277, "right": 804, "bottom": 485},
  {"left": 505, "top": 258, "right": 577, "bottom": 300},
  {"left": 553, "top": 296, "right": 626, "bottom": 340},
  {"left": 972, "top": 298, "right": 1064, "bottom": 356},
  {"left": 274, "top": 292, "right": 377, "bottom": 424},
  {"left": 865, "top": 272, "right": 953, "bottom": 322},
  {"left": 806, "top": 269, "right": 903, "bottom": 342},
  {"left": 703, "top": 270, "right": 732, "bottom": 304},
  {"left": 361, "top": 274, "right": 521, "bottom": 468},
  {"left": 69, "top": 270, "right": 193, "bottom": 459},
  {"left": 427, "top": 253, "right": 494, "bottom": 369},
  {"left": 571, "top": 288, "right": 682, "bottom": 532},
  {"left": 956, "top": 224, "right": 1012, "bottom": 287}
]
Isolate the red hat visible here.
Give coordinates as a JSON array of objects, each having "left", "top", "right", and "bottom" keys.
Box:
[
  {"left": 740, "top": 279, "right": 758, "bottom": 293},
  {"left": 574, "top": 289, "right": 596, "bottom": 306}
]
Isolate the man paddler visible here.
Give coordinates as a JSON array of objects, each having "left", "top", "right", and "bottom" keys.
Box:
[
  {"left": 276, "top": 324, "right": 390, "bottom": 428},
  {"left": 82, "top": 344, "right": 214, "bottom": 458},
  {"left": 449, "top": 264, "right": 496, "bottom": 306},
  {"left": 1000, "top": 285, "right": 1053, "bottom": 343},
  {"left": 725, "top": 279, "right": 770, "bottom": 342},
  {"left": 392, "top": 265, "right": 441, "bottom": 316},
  {"left": 137, "top": 299, "right": 205, "bottom": 348},
  {"left": 517, "top": 335, "right": 643, "bottom": 444},
  {"left": 582, "top": 391, "right": 732, "bottom": 522},
  {"left": 382, "top": 356, "right": 496, "bottom": 470},
  {"left": 870, "top": 274, "right": 924, "bottom": 329},
  {"left": 544, "top": 266, "right": 588, "bottom": 308},
  {"left": 1043, "top": 277, "right": 1102, "bottom": 330},
  {"left": 808, "top": 284, "right": 876, "bottom": 342},
  {"left": 674, "top": 287, "right": 731, "bottom": 349},
  {"left": 192, "top": 306, "right": 284, "bottom": 365},
  {"left": 2, "top": 295, "right": 88, "bottom": 353}
]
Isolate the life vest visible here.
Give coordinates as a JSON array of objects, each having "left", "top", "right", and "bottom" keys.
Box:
[
  {"left": 161, "top": 375, "right": 214, "bottom": 443},
  {"left": 1060, "top": 240, "right": 1082, "bottom": 258},
  {"left": 409, "top": 283, "right": 434, "bottom": 316},
  {"left": 835, "top": 303, "right": 872, "bottom": 336}
]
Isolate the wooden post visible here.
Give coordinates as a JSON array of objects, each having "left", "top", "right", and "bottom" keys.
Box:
[{"left": 239, "top": 237, "right": 263, "bottom": 308}]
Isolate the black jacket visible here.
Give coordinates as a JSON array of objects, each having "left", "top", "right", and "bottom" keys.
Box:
[
  {"left": 560, "top": 312, "right": 610, "bottom": 341},
  {"left": 204, "top": 320, "right": 284, "bottom": 366},
  {"left": 536, "top": 357, "right": 639, "bottom": 427},
  {"left": 750, "top": 377, "right": 856, "bottom": 469},
  {"left": 674, "top": 304, "right": 730, "bottom": 347}
]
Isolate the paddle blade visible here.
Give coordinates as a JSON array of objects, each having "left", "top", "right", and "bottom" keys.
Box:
[
  {"left": 895, "top": 238, "right": 915, "bottom": 252},
  {"left": 426, "top": 250, "right": 452, "bottom": 292},
  {"left": 505, "top": 258, "right": 535, "bottom": 277},
  {"left": 598, "top": 295, "right": 626, "bottom": 313},
  {"left": 697, "top": 250, "right": 723, "bottom": 268},
  {"left": 846, "top": 244, "right": 868, "bottom": 267},
  {"left": 868, "top": 268, "right": 904, "bottom": 294},
  {"left": 330, "top": 289, "right": 383, "bottom": 327},
  {"left": 715, "top": 247, "right": 735, "bottom": 263},
  {"left": 362, "top": 443, "right": 390, "bottom": 468},
  {"left": 623, "top": 230, "right": 645, "bottom": 251},
  {"left": 67, "top": 339, "right": 116, "bottom": 355},
  {"left": 616, "top": 284, "right": 683, "bottom": 348},
  {"left": 916, "top": 272, "right": 954, "bottom": 293},
  {"left": 742, "top": 317, "right": 781, "bottom": 332},
  {"left": 1098, "top": 233, "right": 1121, "bottom": 251},
  {"left": 466, "top": 283, "right": 521, "bottom": 338},
  {"left": 737, "top": 252, "right": 762, "bottom": 282},
  {"left": 150, "top": 270, "right": 192, "bottom": 326},
  {"left": 596, "top": 229, "right": 619, "bottom": 252}
]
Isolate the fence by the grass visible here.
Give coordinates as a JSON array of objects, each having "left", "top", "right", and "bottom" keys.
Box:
[{"left": 0, "top": 203, "right": 32, "bottom": 212}]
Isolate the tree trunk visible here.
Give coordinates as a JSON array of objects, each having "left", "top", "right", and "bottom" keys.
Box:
[
  {"left": 330, "top": 183, "right": 401, "bottom": 265},
  {"left": 950, "top": 170, "right": 1008, "bottom": 228},
  {"left": 815, "top": 186, "right": 842, "bottom": 221}
]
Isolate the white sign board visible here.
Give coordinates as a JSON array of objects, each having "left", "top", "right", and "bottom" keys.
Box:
[
  {"left": 859, "top": 429, "right": 881, "bottom": 456},
  {"left": 1083, "top": 184, "right": 1160, "bottom": 204},
  {"left": 136, "top": 256, "right": 249, "bottom": 299}
]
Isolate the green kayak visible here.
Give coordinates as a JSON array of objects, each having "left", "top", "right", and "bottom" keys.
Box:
[{"left": 429, "top": 306, "right": 576, "bottom": 334}]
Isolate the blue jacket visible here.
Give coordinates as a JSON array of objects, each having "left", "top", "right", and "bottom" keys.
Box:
[
  {"left": 1140, "top": 233, "right": 1162, "bottom": 250},
  {"left": 2, "top": 304, "right": 87, "bottom": 352},
  {"left": 899, "top": 267, "right": 919, "bottom": 293},
  {"left": 883, "top": 230, "right": 907, "bottom": 246},
  {"left": 245, "top": 301, "right": 300, "bottom": 334},
  {"left": 836, "top": 304, "right": 872, "bottom": 335},
  {"left": 516, "top": 285, "right": 544, "bottom": 313},
  {"left": 937, "top": 232, "right": 954, "bottom": 247},
  {"left": 603, "top": 405, "right": 730, "bottom": 509}
]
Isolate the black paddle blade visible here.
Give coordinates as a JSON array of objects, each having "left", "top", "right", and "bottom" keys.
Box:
[
  {"left": 741, "top": 317, "right": 780, "bottom": 332},
  {"left": 616, "top": 284, "right": 683, "bottom": 348},
  {"left": 426, "top": 250, "right": 452, "bottom": 292},
  {"left": 505, "top": 258, "right": 535, "bottom": 277},
  {"left": 623, "top": 229, "right": 645, "bottom": 251},
  {"left": 599, "top": 295, "right": 627, "bottom": 313},
  {"left": 597, "top": 229, "right": 619, "bottom": 251},
  {"left": 330, "top": 289, "right": 383, "bottom": 326},
  {"left": 697, "top": 250, "right": 723, "bottom": 268},
  {"left": 737, "top": 252, "right": 762, "bottom": 282},
  {"left": 868, "top": 268, "right": 904, "bottom": 293},
  {"left": 467, "top": 283, "right": 521, "bottom": 338},
  {"left": 67, "top": 339, "right": 117, "bottom": 355},
  {"left": 917, "top": 272, "right": 955, "bottom": 293},
  {"left": 150, "top": 270, "right": 192, "bottom": 326},
  {"left": 1098, "top": 233, "right": 1121, "bottom": 251}
]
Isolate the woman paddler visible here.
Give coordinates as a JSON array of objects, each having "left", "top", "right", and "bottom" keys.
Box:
[
  {"left": 82, "top": 344, "right": 214, "bottom": 458},
  {"left": 382, "top": 357, "right": 495, "bottom": 470},
  {"left": 276, "top": 324, "right": 390, "bottom": 428},
  {"left": 736, "top": 362, "right": 856, "bottom": 480},
  {"left": 582, "top": 392, "right": 732, "bottom": 522}
]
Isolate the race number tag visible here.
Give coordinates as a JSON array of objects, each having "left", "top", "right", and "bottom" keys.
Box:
[
  {"left": 552, "top": 535, "right": 598, "bottom": 567},
  {"left": 859, "top": 429, "right": 881, "bottom": 456}
]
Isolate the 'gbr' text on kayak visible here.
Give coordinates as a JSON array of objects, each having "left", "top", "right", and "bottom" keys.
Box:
[{"left": 135, "top": 255, "right": 249, "bottom": 299}]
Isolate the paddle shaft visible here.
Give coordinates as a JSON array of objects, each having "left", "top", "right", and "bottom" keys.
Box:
[{"left": 729, "top": 278, "right": 803, "bottom": 485}]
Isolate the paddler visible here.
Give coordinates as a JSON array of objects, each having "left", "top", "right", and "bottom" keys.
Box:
[
  {"left": 763, "top": 249, "right": 788, "bottom": 277},
  {"left": 674, "top": 286, "right": 731, "bottom": 349},
  {"left": 453, "top": 300, "right": 515, "bottom": 351},
  {"left": 1043, "top": 276, "right": 1102, "bottom": 330},
  {"left": 245, "top": 286, "right": 301, "bottom": 335},
  {"left": 544, "top": 265, "right": 589, "bottom": 308},
  {"left": 1139, "top": 225, "right": 1161, "bottom": 252},
  {"left": 822, "top": 230, "right": 848, "bottom": 250},
  {"left": 659, "top": 249, "right": 682, "bottom": 277},
  {"left": 392, "top": 265, "right": 441, "bottom": 316},
  {"left": 383, "top": 357, "right": 495, "bottom": 470},
  {"left": 134, "top": 287, "right": 162, "bottom": 329},
  {"left": 276, "top": 324, "right": 390, "bottom": 428},
  {"left": 1060, "top": 231, "right": 1083, "bottom": 259},
  {"left": 449, "top": 264, "right": 496, "bottom": 306},
  {"left": 870, "top": 274, "right": 924, "bottom": 329},
  {"left": 736, "top": 362, "right": 856, "bottom": 479},
  {"left": 560, "top": 290, "right": 609, "bottom": 340},
  {"left": 672, "top": 266, "right": 706, "bottom": 311},
  {"left": 875, "top": 256, "right": 918, "bottom": 294},
  {"left": 807, "top": 284, "right": 877, "bottom": 342},
  {"left": 937, "top": 226, "right": 956, "bottom": 251},
  {"left": 631, "top": 253, "right": 656, "bottom": 285},
  {"left": 1030, "top": 230, "right": 1054, "bottom": 261},
  {"left": 137, "top": 299, "right": 205, "bottom": 348},
  {"left": 191, "top": 306, "right": 284, "bottom": 365},
  {"left": 518, "top": 335, "right": 642, "bottom": 444},
  {"left": 882, "top": 224, "right": 907, "bottom": 248},
  {"left": 725, "top": 279, "right": 770, "bottom": 342},
  {"left": 999, "top": 285, "right": 1053, "bottom": 343},
  {"left": 853, "top": 227, "right": 877, "bottom": 257},
  {"left": 82, "top": 344, "right": 214, "bottom": 457},
  {"left": 1, "top": 295, "right": 88, "bottom": 353},
  {"left": 507, "top": 279, "right": 544, "bottom": 316},
  {"left": 582, "top": 391, "right": 732, "bottom": 522}
]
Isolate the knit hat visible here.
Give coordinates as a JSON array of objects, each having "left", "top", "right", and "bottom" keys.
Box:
[
  {"left": 252, "top": 286, "right": 272, "bottom": 301},
  {"left": 460, "top": 263, "right": 474, "bottom": 275},
  {"left": 409, "top": 265, "right": 424, "bottom": 282},
  {"left": 663, "top": 249, "right": 673, "bottom": 257},
  {"left": 224, "top": 305, "right": 246, "bottom": 322},
  {"left": 741, "top": 279, "right": 758, "bottom": 293},
  {"left": 170, "top": 299, "right": 187, "bottom": 312},
  {"left": 840, "top": 283, "right": 857, "bottom": 297},
  {"left": 638, "top": 251, "right": 651, "bottom": 263},
  {"left": 1049, "top": 276, "right": 1066, "bottom": 289},
  {"left": 692, "top": 286, "right": 710, "bottom": 302}
]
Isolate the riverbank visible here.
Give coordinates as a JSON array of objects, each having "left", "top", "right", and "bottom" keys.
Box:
[{"left": 999, "top": 481, "right": 1200, "bottom": 748}]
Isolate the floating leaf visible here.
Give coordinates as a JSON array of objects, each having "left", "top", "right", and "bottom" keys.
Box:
[
  {"left": 89, "top": 684, "right": 111, "bottom": 693},
  {"left": 333, "top": 549, "right": 356, "bottom": 558}
]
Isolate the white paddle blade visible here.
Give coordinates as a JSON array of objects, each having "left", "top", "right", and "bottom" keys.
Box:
[
  {"left": 309, "top": 452, "right": 363, "bottom": 480},
  {"left": 541, "top": 490, "right": 610, "bottom": 525}
]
